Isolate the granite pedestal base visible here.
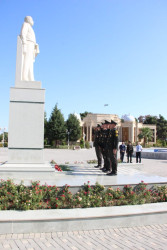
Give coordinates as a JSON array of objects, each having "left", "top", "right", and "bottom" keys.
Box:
[
  {"left": 8, "top": 82, "right": 45, "bottom": 164},
  {"left": 8, "top": 149, "right": 44, "bottom": 164}
]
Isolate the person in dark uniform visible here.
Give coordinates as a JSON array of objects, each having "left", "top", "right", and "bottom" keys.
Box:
[
  {"left": 106, "top": 120, "right": 119, "bottom": 176},
  {"left": 101, "top": 120, "right": 111, "bottom": 172},
  {"left": 97, "top": 123, "right": 104, "bottom": 168},
  {"left": 126, "top": 141, "right": 133, "bottom": 163},
  {"left": 100, "top": 120, "right": 109, "bottom": 172},
  {"left": 93, "top": 124, "right": 102, "bottom": 168}
]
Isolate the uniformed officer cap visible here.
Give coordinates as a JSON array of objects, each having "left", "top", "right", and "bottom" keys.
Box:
[
  {"left": 97, "top": 124, "right": 101, "bottom": 127},
  {"left": 104, "top": 120, "right": 110, "bottom": 124},
  {"left": 111, "top": 120, "right": 117, "bottom": 125}
]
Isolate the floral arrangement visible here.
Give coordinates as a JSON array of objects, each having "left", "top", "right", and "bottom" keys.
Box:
[
  {"left": 54, "top": 164, "right": 62, "bottom": 172},
  {"left": 50, "top": 160, "right": 71, "bottom": 171},
  {"left": 0, "top": 179, "right": 166, "bottom": 210}
]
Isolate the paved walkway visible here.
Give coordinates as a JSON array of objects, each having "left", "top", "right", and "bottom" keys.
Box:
[
  {"left": 0, "top": 224, "right": 167, "bottom": 249},
  {"left": 1, "top": 148, "right": 167, "bottom": 187},
  {"left": 1, "top": 148, "right": 167, "bottom": 177}
]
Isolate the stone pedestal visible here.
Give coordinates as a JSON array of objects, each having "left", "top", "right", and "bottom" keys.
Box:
[{"left": 8, "top": 81, "right": 45, "bottom": 163}]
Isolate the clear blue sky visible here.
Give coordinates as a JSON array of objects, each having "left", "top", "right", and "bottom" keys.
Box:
[{"left": 0, "top": 0, "right": 167, "bottom": 131}]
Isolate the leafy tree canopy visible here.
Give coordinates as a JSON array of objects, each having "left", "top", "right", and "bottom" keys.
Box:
[
  {"left": 143, "top": 115, "right": 158, "bottom": 125},
  {"left": 66, "top": 114, "right": 81, "bottom": 142},
  {"left": 138, "top": 114, "right": 167, "bottom": 141}
]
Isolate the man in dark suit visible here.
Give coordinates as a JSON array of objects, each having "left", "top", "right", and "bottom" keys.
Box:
[
  {"left": 119, "top": 142, "right": 126, "bottom": 162},
  {"left": 126, "top": 141, "right": 133, "bottom": 163}
]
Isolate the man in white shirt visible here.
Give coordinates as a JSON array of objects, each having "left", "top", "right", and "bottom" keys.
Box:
[{"left": 136, "top": 142, "right": 142, "bottom": 163}]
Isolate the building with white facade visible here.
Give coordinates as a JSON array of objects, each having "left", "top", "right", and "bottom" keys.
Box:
[{"left": 80, "top": 113, "right": 156, "bottom": 145}]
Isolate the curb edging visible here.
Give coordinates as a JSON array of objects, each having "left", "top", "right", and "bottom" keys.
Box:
[{"left": 0, "top": 202, "right": 167, "bottom": 234}]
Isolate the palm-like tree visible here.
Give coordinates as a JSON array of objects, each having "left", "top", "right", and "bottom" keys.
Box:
[{"left": 138, "top": 127, "right": 153, "bottom": 146}]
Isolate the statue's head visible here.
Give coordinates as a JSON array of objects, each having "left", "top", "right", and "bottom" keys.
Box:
[{"left": 24, "top": 16, "right": 34, "bottom": 26}]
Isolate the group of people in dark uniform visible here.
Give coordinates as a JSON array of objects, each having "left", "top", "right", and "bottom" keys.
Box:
[{"left": 93, "top": 120, "right": 118, "bottom": 176}]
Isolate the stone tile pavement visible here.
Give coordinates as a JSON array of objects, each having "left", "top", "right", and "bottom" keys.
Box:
[
  {"left": 0, "top": 224, "right": 167, "bottom": 249},
  {"left": 1, "top": 148, "right": 167, "bottom": 177},
  {"left": 1, "top": 148, "right": 167, "bottom": 187}
]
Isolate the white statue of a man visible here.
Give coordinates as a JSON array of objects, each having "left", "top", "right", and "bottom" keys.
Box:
[{"left": 20, "top": 16, "right": 39, "bottom": 81}]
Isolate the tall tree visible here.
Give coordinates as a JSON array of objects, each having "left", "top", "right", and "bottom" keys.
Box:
[
  {"left": 47, "top": 104, "right": 66, "bottom": 146},
  {"left": 66, "top": 114, "right": 81, "bottom": 142},
  {"left": 0, "top": 132, "right": 8, "bottom": 142},
  {"left": 143, "top": 115, "right": 158, "bottom": 125},
  {"left": 141, "top": 114, "right": 167, "bottom": 141},
  {"left": 138, "top": 115, "right": 146, "bottom": 123},
  {"left": 0, "top": 132, "right": 8, "bottom": 147},
  {"left": 138, "top": 127, "right": 153, "bottom": 146},
  {"left": 157, "top": 115, "right": 167, "bottom": 140}
]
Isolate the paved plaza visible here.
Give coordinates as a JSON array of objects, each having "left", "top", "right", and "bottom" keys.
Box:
[
  {"left": 0, "top": 148, "right": 167, "bottom": 187},
  {"left": 0, "top": 224, "right": 167, "bottom": 249},
  {"left": 0, "top": 148, "right": 167, "bottom": 249},
  {"left": 1, "top": 147, "right": 167, "bottom": 177}
]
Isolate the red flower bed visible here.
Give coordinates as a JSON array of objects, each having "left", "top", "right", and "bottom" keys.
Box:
[{"left": 55, "top": 164, "right": 62, "bottom": 172}]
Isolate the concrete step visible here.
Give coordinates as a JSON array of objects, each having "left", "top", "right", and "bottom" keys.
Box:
[{"left": 0, "top": 162, "right": 55, "bottom": 172}]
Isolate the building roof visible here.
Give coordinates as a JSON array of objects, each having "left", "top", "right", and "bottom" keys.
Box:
[{"left": 122, "top": 114, "right": 135, "bottom": 122}]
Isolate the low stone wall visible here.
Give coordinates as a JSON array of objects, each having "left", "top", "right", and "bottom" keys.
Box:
[
  {"left": 0, "top": 203, "right": 167, "bottom": 234},
  {"left": 140, "top": 152, "right": 167, "bottom": 160}
]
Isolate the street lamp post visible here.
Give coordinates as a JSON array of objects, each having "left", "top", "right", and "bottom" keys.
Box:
[
  {"left": 66, "top": 129, "right": 73, "bottom": 149},
  {"left": 67, "top": 131, "right": 70, "bottom": 149},
  {"left": 66, "top": 130, "right": 70, "bottom": 150}
]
